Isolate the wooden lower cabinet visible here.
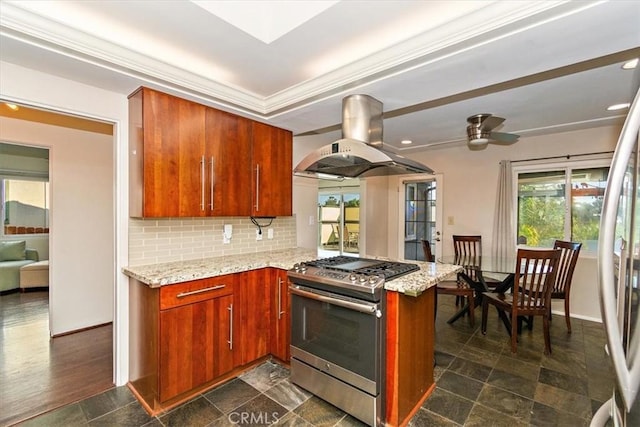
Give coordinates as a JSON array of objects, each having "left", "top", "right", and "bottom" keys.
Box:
[
  {"left": 129, "top": 268, "right": 293, "bottom": 414},
  {"left": 129, "top": 275, "right": 237, "bottom": 412},
  {"left": 237, "top": 270, "right": 271, "bottom": 364},
  {"left": 159, "top": 294, "right": 234, "bottom": 401},
  {"left": 385, "top": 286, "right": 436, "bottom": 426},
  {"left": 270, "top": 268, "right": 290, "bottom": 362}
]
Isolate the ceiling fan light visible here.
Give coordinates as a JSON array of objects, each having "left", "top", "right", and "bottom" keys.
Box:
[{"left": 468, "top": 137, "right": 489, "bottom": 146}]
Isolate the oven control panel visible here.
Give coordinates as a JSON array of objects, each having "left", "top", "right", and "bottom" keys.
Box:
[{"left": 289, "top": 263, "right": 385, "bottom": 291}]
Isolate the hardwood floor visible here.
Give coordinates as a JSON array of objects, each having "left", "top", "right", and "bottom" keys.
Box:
[{"left": 0, "top": 291, "right": 113, "bottom": 427}]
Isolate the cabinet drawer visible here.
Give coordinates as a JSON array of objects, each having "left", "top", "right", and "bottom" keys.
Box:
[{"left": 160, "top": 275, "right": 234, "bottom": 310}]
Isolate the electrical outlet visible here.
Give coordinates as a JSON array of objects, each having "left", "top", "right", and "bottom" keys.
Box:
[
  {"left": 267, "top": 228, "right": 274, "bottom": 239},
  {"left": 256, "top": 229, "right": 263, "bottom": 241}
]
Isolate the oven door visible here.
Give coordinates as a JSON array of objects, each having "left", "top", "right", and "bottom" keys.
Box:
[{"left": 289, "top": 284, "right": 382, "bottom": 395}]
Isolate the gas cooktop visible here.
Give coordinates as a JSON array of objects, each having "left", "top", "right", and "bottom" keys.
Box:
[
  {"left": 303, "top": 256, "right": 420, "bottom": 280},
  {"left": 287, "top": 256, "right": 420, "bottom": 301}
]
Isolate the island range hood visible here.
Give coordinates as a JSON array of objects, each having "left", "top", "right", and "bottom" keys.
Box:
[{"left": 294, "top": 95, "right": 433, "bottom": 179}]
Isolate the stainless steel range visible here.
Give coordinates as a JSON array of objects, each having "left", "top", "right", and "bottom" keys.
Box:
[{"left": 287, "top": 256, "right": 419, "bottom": 426}]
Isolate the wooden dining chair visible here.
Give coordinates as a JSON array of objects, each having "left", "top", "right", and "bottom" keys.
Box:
[
  {"left": 549, "top": 240, "right": 582, "bottom": 332},
  {"left": 431, "top": 237, "right": 480, "bottom": 326},
  {"left": 453, "top": 235, "right": 482, "bottom": 257},
  {"left": 421, "top": 240, "right": 434, "bottom": 262},
  {"left": 522, "top": 240, "right": 582, "bottom": 333},
  {"left": 481, "top": 248, "right": 561, "bottom": 354}
]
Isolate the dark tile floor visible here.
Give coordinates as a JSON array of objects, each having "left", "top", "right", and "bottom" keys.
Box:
[{"left": 15, "top": 296, "right": 614, "bottom": 426}]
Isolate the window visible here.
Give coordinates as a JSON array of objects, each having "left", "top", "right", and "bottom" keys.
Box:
[
  {"left": 2, "top": 178, "right": 50, "bottom": 235},
  {"left": 516, "top": 162, "right": 609, "bottom": 252},
  {"left": 318, "top": 191, "right": 360, "bottom": 256}
]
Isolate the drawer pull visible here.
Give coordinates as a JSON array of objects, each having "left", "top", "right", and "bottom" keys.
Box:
[{"left": 176, "top": 284, "right": 225, "bottom": 298}]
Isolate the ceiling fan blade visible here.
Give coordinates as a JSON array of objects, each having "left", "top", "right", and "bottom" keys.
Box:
[
  {"left": 479, "top": 115, "right": 505, "bottom": 131},
  {"left": 489, "top": 131, "right": 519, "bottom": 144}
]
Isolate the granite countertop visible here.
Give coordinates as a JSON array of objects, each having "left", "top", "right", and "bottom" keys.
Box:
[
  {"left": 123, "top": 248, "right": 318, "bottom": 287},
  {"left": 123, "top": 248, "right": 462, "bottom": 296},
  {"left": 383, "top": 261, "right": 462, "bottom": 296}
]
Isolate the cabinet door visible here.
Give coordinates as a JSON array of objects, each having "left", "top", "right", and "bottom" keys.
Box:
[
  {"left": 237, "top": 270, "right": 271, "bottom": 365},
  {"left": 159, "top": 295, "right": 235, "bottom": 402},
  {"left": 251, "top": 121, "right": 293, "bottom": 217},
  {"left": 159, "top": 299, "right": 213, "bottom": 401},
  {"left": 212, "top": 294, "right": 235, "bottom": 379},
  {"left": 206, "top": 108, "right": 252, "bottom": 216},
  {"left": 270, "top": 268, "right": 290, "bottom": 362},
  {"left": 141, "top": 88, "right": 206, "bottom": 217}
]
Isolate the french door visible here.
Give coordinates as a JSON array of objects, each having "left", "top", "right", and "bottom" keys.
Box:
[{"left": 399, "top": 174, "right": 443, "bottom": 261}]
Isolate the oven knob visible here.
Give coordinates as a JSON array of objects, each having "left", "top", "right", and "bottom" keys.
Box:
[
  {"left": 368, "top": 276, "right": 380, "bottom": 285},
  {"left": 358, "top": 275, "right": 368, "bottom": 283},
  {"left": 349, "top": 273, "right": 358, "bottom": 282}
]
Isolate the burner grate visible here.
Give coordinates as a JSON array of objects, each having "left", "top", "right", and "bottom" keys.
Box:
[{"left": 304, "top": 256, "right": 419, "bottom": 281}]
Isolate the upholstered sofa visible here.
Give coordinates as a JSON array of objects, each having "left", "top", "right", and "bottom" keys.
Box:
[{"left": 0, "top": 240, "right": 39, "bottom": 293}]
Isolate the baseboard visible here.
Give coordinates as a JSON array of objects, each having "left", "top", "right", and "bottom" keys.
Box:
[
  {"left": 20, "top": 286, "right": 49, "bottom": 293},
  {"left": 550, "top": 309, "right": 602, "bottom": 324},
  {"left": 52, "top": 321, "right": 112, "bottom": 338}
]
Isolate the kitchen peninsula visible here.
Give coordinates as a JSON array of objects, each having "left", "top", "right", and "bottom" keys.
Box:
[{"left": 123, "top": 248, "right": 461, "bottom": 426}]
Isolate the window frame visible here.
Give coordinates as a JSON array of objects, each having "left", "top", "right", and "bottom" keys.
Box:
[
  {"left": 1, "top": 175, "right": 50, "bottom": 237},
  {"left": 511, "top": 157, "right": 611, "bottom": 257}
]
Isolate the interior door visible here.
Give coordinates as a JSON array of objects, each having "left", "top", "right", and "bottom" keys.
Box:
[{"left": 399, "top": 174, "right": 443, "bottom": 261}]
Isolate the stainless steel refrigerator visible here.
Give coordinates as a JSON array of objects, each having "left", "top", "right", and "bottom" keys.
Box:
[{"left": 595, "top": 84, "right": 640, "bottom": 426}]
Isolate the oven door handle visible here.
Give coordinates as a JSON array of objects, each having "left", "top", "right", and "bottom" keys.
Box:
[{"left": 289, "top": 285, "right": 379, "bottom": 316}]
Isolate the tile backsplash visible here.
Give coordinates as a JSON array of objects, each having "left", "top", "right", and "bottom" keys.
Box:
[{"left": 129, "top": 216, "right": 297, "bottom": 266}]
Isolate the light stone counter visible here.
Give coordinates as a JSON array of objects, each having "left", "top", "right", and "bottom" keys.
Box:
[
  {"left": 383, "top": 261, "right": 462, "bottom": 296},
  {"left": 123, "top": 248, "right": 462, "bottom": 296},
  {"left": 123, "top": 248, "right": 318, "bottom": 287}
]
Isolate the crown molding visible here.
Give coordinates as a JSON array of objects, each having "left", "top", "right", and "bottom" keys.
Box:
[
  {"left": 0, "top": 1, "right": 266, "bottom": 112},
  {"left": 1, "top": 0, "right": 599, "bottom": 119}
]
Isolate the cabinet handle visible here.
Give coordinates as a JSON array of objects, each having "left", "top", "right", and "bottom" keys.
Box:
[
  {"left": 255, "top": 164, "right": 260, "bottom": 212},
  {"left": 200, "top": 156, "right": 205, "bottom": 211},
  {"left": 209, "top": 156, "right": 214, "bottom": 210},
  {"left": 277, "top": 277, "right": 285, "bottom": 319},
  {"left": 176, "top": 284, "right": 225, "bottom": 298},
  {"left": 227, "top": 303, "right": 233, "bottom": 350}
]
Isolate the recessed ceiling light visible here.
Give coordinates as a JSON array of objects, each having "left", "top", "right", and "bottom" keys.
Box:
[
  {"left": 622, "top": 58, "right": 638, "bottom": 70},
  {"left": 5, "top": 103, "right": 19, "bottom": 111},
  {"left": 401, "top": 140, "right": 412, "bottom": 145},
  {"left": 607, "top": 103, "right": 630, "bottom": 111}
]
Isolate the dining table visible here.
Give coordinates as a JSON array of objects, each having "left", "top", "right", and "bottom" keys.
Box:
[{"left": 438, "top": 255, "right": 518, "bottom": 332}]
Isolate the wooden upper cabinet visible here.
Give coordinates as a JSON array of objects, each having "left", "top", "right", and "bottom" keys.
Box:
[
  {"left": 206, "top": 109, "right": 252, "bottom": 216},
  {"left": 129, "top": 87, "right": 292, "bottom": 218},
  {"left": 251, "top": 121, "right": 293, "bottom": 217},
  {"left": 129, "top": 87, "right": 206, "bottom": 218}
]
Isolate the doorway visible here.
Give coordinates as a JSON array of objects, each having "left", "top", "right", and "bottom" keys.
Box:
[
  {"left": 0, "top": 102, "right": 115, "bottom": 424},
  {"left": 399, "top": 174, "right": 443, "bottom": 261}
]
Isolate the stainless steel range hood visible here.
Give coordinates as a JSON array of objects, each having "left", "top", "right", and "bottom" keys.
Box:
[{"left": 294, "top": 95, "right": 433, "bottom": 179}]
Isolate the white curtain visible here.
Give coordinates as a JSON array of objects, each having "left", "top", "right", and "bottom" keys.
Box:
[{"left": 492, "top": 160, "right": 515, "bottom": 259}]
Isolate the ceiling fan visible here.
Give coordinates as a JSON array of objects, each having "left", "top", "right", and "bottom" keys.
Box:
[{"left": 466, "top": 114, "right": 519, "bottom": 148}]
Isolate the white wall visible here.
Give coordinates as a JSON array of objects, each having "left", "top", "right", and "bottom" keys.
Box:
[
  {"left": 0, "top": 116, "right": 115, "bottom": 331},
  {"left": 292, "top": 135, "right": 330, "bottom": 250},
  {"left": 0, "top": 61, "right": 129, "bottom": 385}
]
